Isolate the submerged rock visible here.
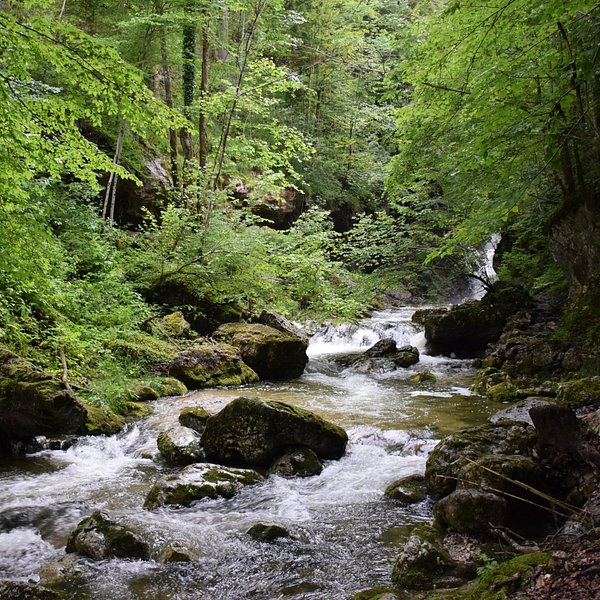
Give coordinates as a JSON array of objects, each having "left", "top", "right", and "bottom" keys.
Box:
[
  {"left": 156, "top": 425, "right": 204, "bottom": 466},
  {"left": 268, "top": 447, "right": 323, "bottom": 478},
  {"left": 212, "top": 322, "right": 308, "bottom": 380},
  {"left": 144, "top": 463, "right": 264, "bottom": 509},
  {"left": 168, "top": 342, "right": 259, "bottom": 389},
  {"left": 385, "top": 474, "right": 426, "bottom": 503},
  {"left": 0, "top": 348, "right": 87, "bottom": 438},
  {"left": 201, "top": 397, "right": 348, "bottom": 468},
  {"left": 352, "top": 587, "right": 408, "bottom": 600},
  {"left": 159, "top": 541, "right": 199, "bottom": 563},
  {"left": 0, "top": 581, "right": 59, "bottom": 600},
  {"left": 66, "top": 511, "right": 149, "bottom": 560},
  {"left": 246, "top": 523, "right": 290, "bottom": 542}
]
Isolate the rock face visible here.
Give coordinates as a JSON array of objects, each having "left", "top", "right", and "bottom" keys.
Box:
[
  {"left": 201, "top": 397, "right": 348, "bottom": 468},
  {"left": 66, "top": 511, "right": 149, "bottom": 560},
  {"left": 144, "top": 463, "right": 264, "bottom": 509},
  {"left": 0, "top": 348, "right": 87, "bottom": 438},
  {"left": 156, "top": 425, "right": 204, "bottom": 466},
  {"left": 413, "top": 283, "right": 529, "bottom": 358},
  {"left": 268, "top": 447, "right": 323, "bottom": 478},
  {"left": 212, "top": 323, "right": 308, "bottom": 380},
  {"left": 424, "top": 421, "right": 536, "bottom": 497},
  {"left": 167, "top": 342, "right": 259, "bottom": 389}
]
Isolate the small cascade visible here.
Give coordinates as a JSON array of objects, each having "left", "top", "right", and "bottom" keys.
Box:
[
  {"left": 307, "top": 307, "right": 424, "bottom": 356},
  {"left": 459, "top": 233, "right": 502, "bottom": 302}
]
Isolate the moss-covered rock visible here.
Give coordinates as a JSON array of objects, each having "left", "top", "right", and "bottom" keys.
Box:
[
  {"left": 168, "top": 342, "right": 259, "bottom": 389},
  {"left": 38, "top": 554, "right": 91, "bottom": 594},
  {"left": 433, "top": 489, "right": 507, "bottom": 535},
  {"left": 425, "top": 421, "right": 536, "bottom": 497},
  {"left": 385, "top": 474, "right": 427, "bottom": 503},
  {"left": 212, "top": 322, "right": 308, "bottom": 380},
  {"left": 391, "top": 533, "right": 457, "bottom": 589},
  {"left": 160, "top": 311, "right": 191, "bottom": 338},
  {"left": 179, "top": 407, "right": 212, "bottom": 434},
  {"left": 246, "top": 523, "right": 290, "bottom": 542},
  {"left": 144, "top": 463, "right": 264, "bottom": 509},
  {"left": 556, "top": 377, "right": 600, "bottom": 409},
  {"left": 156, "top": 425, "right": 204, "bottom": 466},
  {"left": 201, "top": 397, "right": 348, "bottom": 468},
  {"left": 411, "top": 371, "right": 437, "bottom": 383},
  {"left": 80, "top": 404, "right": 125, "bottom": 436},
  {"left": 155, "top": 377, "right": 188, "bottom": 397},
  {"left": 0, "top": 348, "right": 87, "bottom": 438},
  {"left": 127, "top": 385, "right": 160, "bottom": 402},
  {"left": 66, "top": 510, "right": 149, "bottom": 560},
  {"left": 268, "top": 447, "right": 323, "bottom": 478},
  {"left": 485, "top": 382, "right": 519, "bottom": 402},
  {"left": 0, "top": 581, "right": 59, "bottom": 600}
]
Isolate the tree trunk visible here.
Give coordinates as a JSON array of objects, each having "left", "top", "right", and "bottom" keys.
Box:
[
  {"left": 180, "top": 9, "right": 196, "bottom": 164},
  {"left": 199, "top": 24, "right": 210, "bottom": 170}
]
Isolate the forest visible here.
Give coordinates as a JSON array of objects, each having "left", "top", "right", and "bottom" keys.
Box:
[{"left": 1, "top": 0, "right": 600, "bottom": 598}]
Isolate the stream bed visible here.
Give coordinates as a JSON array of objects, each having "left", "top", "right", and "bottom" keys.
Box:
[{"left": 0, "top": 307, "right": 506, "bottom": 599}]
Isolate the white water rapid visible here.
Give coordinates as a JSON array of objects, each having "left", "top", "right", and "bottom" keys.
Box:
[{"left": 0, "top": 308, "right": 505, "bottom": 599}]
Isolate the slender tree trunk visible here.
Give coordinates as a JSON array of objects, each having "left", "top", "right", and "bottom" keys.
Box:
[
  {"left": 180, "top": 7, "right": 196, "bottom": 165},
  {"left": 102, "top": 120, "right": 125, "bottom": 223},
  {"left": 155, "top": 0, "right": 179, "bottom": 188},
  {"left": 212, "top": 0, "right": 267, "bottom": 189},
  {"left": 199, "top": 24, "right": 210, "bottom": 170}
]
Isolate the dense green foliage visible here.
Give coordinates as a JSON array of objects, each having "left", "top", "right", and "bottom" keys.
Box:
[{"left": 1, "top": 0, "right": 599, "bottom": 406}]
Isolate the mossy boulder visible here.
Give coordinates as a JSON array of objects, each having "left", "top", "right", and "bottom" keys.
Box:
[
  {"left": 179, "top": 406, "right": 212, "bottom": 434},
  {"left": 144, "top": 463, "right": 264, "bottom": 509},
  {"left": 160, "top": 311, "right": 191, "bottom": 338},
  {"left": 556, "top": 377, "right": 600, "bottom": 409},
  {"left": 413, "top": 283, "right": 529, "bottom": 358},
  {"left": 410, "top": 371, "right": 437, "bottom": 384},
  {"left": 201, "top": 397, "right": 348, "bottom": 468},
  {"left": 0, "top": 581, "right": 59, "bottom": 600},
  {"left": 391, "top": 533, "right": 456, "bottom": 590},
  {"left": 255, "top": 310, "right": 309, "bottom": 343},
  {"left": 0, "top": 348, "right": 87, "bottom": 438},
  {"left": 246, "top": 523, "right": 290, "bottom": 542},
  {"left": 66, "top": 510, "right": 149, "bottom": 560},
  {"left": 155, "top": 377, "right": 188, "bottom": 397},
  {"left": 268, "top": 447, "right": 323, "bottom": 478},
  {"left": 80, "top": 405, "right": 125, "bottom": 436},
  {"left": 156, "top": 425, "right": 204, "bottom": 466},
  {"left": 212, "top": 322, "right": 308, "bottom": 380},
  {"left": 385, "top": 474, "right": 426, "bottom": 503},
  {"left": 127, "top": 385, "right": 160, "bottom": 402},
  {"left": 433, "top": 489, "right": 507, "bottom": 535},
  {"left": 425, "top": 421, "right": 536, "bottom": 497},
  {"left": 168, "top": 342, "right": 259, "bottom": 389}
]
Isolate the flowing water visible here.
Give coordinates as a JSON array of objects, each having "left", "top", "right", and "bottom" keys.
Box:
[{"left": 0, "top": 308, "right": 506, "bottom": 599}]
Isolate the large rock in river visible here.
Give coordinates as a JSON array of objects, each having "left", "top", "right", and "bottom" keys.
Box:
[
  {"left": 201, "top": 397, "right": 348, "bottom": 468},
  {"left": 66, "top": 511, "right": 149, "bottom": 560},
  {"left": 156, "top": 425, "right": 204, "bottom": 466},
  {"left": 168, "top": 342, "right": 259, "bottom": 389},
  {"left": 425, "top": 420, "right": 536, "bottom": 497},
  {"left": 144, "top": 463, "right": 264, "bottom": 509},
  {"left": 412, "top": 283, "right": 529, "bottom": 358},
  {"left": 0, "top": 348, "right": 87, "bottom": 438},
  {"left": 212, "top": 323, "right": 308, "bottom": 380}
]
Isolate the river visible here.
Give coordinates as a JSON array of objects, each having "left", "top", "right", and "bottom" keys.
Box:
[{"left": 0, "top": 307, "right": 505, "bottom": 599}]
